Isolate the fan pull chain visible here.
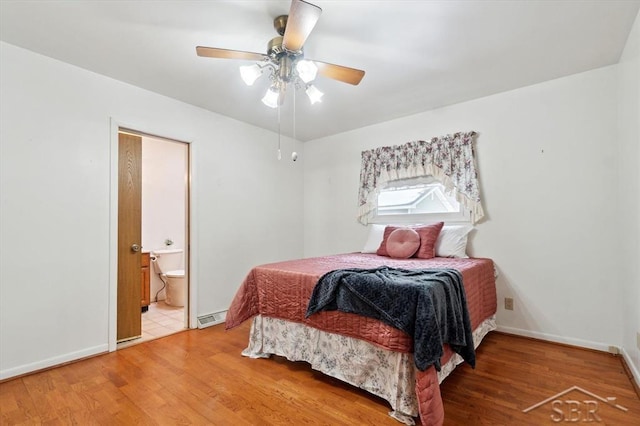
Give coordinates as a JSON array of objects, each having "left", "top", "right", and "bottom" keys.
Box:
[
  {"left": 291, "top": 85, "right": 298, "bottom": 162},
  {"left": 277, "top": 104, "right": 282, "bottom": 160}
]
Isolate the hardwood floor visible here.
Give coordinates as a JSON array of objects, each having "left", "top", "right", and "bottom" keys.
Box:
[{"left": 1, "top": 322, "right": 639, "bottom": 425}]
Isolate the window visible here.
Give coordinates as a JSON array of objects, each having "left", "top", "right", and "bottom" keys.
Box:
[
  {"left": 373, "top": 178, "right": 469, "bottom": 224},
  {"left": 357, "top": 132, "right": 483, "bottom": 225}
]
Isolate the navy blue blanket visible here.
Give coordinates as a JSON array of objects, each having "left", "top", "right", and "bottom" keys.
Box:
[{"left": 305, "top": 267, "right": 475, "bottom": 371}]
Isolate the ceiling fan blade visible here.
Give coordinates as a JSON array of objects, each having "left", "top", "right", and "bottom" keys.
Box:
[
  {"left": 283, "top": 0, "right": 322, "bottom": 52},
  {"left": 314, "top": 61, "right": 366, "bottom": 86},
  {"left": 196, "top": 46, "right": 267, "bottom": 62}
]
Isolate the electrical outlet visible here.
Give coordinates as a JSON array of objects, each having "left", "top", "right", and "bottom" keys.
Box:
[
  {"left": 608, "top": 346, "right": 620, "bottom": 355},
  {"left": 504, "top": 297, "right": 514, "bottom": 311}
]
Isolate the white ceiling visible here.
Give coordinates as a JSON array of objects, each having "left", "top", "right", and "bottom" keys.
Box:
[{"left": 1, "top": 1, "right": 638, "bottom": 141}]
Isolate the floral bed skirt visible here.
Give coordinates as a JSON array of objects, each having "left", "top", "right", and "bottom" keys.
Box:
[{"left": 242, "top": 314, "right": 496, "bottom": 425}]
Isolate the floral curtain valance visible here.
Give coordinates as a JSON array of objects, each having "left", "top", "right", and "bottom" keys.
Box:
[{"left": 357, "top": 131, "right": 484, "bottom": 225}]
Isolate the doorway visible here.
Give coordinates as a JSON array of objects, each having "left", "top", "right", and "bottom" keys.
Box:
[{"left": 116, "top": 129, "right": 190, "bottom": 348}]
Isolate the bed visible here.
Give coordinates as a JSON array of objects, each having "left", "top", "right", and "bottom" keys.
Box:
[{"left": 225, "top": 252, "right": 497, "bottom": 425}]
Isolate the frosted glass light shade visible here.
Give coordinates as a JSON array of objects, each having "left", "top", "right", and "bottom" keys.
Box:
[
  {"left": 239, "top": 64, "right": 262, "bottom": 86},
  {"left": 305, "top": 84, "right": 323, "bottom": 104},
  {"left": 296, "top": 60, "right": 318, "bottom": 83},
  {"left": 261, "top": 86, "right": 280, "bottom": 108}
]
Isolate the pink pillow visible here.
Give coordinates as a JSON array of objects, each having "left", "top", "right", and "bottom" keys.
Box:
[
  {"left": 386, "top": 228, "right": 421, "bottom": 259},
  {"left": 376, "top": 226, "right": 401, "bottom": 257},
  {"left": 414, "top": 222, "right": 445, "bottom": 259}
]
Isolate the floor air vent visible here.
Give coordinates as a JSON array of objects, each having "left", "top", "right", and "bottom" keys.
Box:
[{"left": 197, "top": 311, "right": 227, "bottom": 329}]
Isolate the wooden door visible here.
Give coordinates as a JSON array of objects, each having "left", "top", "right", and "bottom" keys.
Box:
[{"left": 117, "top": 132, "right": 142, "bottom": 342}]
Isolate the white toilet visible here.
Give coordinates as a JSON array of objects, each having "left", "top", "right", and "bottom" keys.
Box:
[{"left": 151, "top": 248, "right": 185, "bottom": 307}]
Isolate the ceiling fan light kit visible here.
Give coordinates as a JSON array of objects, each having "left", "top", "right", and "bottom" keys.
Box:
[
  {"left": 249, "top": 41, "right": 324, "bottom": 108},
  {"left": 296, "top": 59, "right": 318, "bottom": 83},
  {"left": 261, "top": 85, "right": 281, "bottom": 109},
  {"left": 305, "top": 84, "right": 323, "bottom": 104},
  {"left": 196, "top": 0, "right": 365, "bottom": 109},
  {"left": 239, "top": 63, "right": 263, "bottom": 86}
]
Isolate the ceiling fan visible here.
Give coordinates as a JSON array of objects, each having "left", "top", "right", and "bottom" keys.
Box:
[{"left": 196, "top": 0, "right": 365, "bottom": 108}]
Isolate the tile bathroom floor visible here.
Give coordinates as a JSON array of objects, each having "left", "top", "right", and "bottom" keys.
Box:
[{"left": 118, "top": 301, "right": 185, "bottom": 349}]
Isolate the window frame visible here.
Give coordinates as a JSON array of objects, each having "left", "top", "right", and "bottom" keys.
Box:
[{"left": 370, "top": 178, "right": 471, "bottom": 225}]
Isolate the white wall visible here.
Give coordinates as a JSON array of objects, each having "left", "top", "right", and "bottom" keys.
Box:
[
  {"left": 141, "top": 136, "right": 188, "bottom": 300},
  {"left": 0, "top": 42, "right": 304, "bottom": 379},
  {"left": 618, "top": 10, "right": 640, "bottom": 383},
  {"left": 1, "top": 26, "right": 637, "bottom": 382},
  {"left": 304, "top": 65, "right": 622, "bottom": 351}
]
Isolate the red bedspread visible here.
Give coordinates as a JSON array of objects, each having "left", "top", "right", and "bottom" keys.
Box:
[{"left": 226, "top": 253, "right": 497, "bottom": 425}]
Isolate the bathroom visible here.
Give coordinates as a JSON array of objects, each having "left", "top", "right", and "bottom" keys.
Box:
[{"left": 140, "top": 133, "right": 189, "bottom": 343}]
